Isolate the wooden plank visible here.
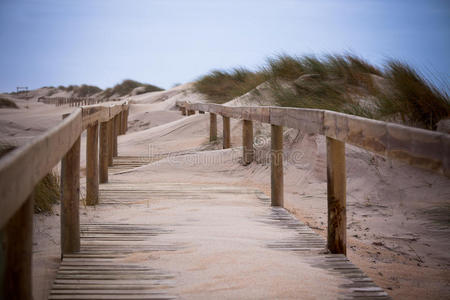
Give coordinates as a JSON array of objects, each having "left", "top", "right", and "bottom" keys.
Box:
[
  {"left": 271, "top": 125, "right": 283, "bottom": 207},
  {"left": 242, "top": 120, "right": 254, "bottom": 165},
  {"left": 61, "top": 136, "right": 81, "bottom": 256},
  {"left": 99, "top": 122, "right": 109, "bottom": 183},
  {"left": 209, "top": 113, "right": 217, "bottom": 142},
  {"left": 86, "top": 122, "right": 99, "bottom": 205},
  {"left": 0, "top": 108, "right": 82, "bottom": 229},
  {"left": 326, "top": 137, "right": 346, "bottom": 255},
  {"left": 222, "top": 116, "right": 231, "bottom": 149}
]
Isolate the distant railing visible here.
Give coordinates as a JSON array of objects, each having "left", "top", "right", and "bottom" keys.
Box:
[
  {"left": 177, "top": 101, "right": 449, "bottom": 255},
  {"left": 0, "top": 100, "right": 129, "bottom": 299},
  {"left": 38, "top": 96, "right": 121, "bottom": 107}
]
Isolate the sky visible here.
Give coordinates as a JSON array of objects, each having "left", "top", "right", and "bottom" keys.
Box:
[{"left": 0, "top": 0, "right": 449, "bottom": 92}]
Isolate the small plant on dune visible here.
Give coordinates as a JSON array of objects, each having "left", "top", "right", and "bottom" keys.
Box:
[
  {"left": 34, "top": 172, "right": 60, "bottom": 214},
  {"left": 194, "top": 68, "right": 267, "bottom": 103},
  {"left": 76, "top": 84, "right": 103, "bottom": 97},
  {"left": 0, "top": 97, "right": 19, "bottom": 109},
  {"left": 376, "top": 61, "right": 450, "bottom": 129},
  {"left": 0, "top": 143, "right": 60, "bottom": 214},
  {"left": 102, "top": 79, "right": 164, "bottom": 98}
]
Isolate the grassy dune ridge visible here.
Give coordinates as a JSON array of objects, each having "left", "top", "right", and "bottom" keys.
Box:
[{"left": 195, "top": 54, "right": 450, "bottom": 130}]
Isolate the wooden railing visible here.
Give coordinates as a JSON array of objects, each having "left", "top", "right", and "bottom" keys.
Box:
[
  {"left": 38, "top": 96, "right": 121, "bottom": 107},
  {"left": 177, "top": 101, "right": 449, "bottom": 255},
  {"left": 0, "top": 101, "right": 129, "bottom": 299}
]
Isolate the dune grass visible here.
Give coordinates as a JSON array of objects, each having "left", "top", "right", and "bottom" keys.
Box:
[
  {"left": 102, "top": 79, "right": 164, "bottom": 98},
  {"left": 194, "top": 53, "right": 449, "bottom": 129},
  {"left": 58, "top": 84, "right": 103, "bottom": 97},
  {"left": 0, "top": 143, "right": 60, "bottom": 214},
  {"left": 0, "top": 97, "right": 19, "bottom": 109},
  {"left": 194, "top": 68, "right": 267, "bottom": 103}
]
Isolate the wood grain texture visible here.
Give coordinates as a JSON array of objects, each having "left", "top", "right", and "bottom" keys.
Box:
[
  {"left": 271, "top": 125, "right": 284, "bottom": 207},
  {"left": 61, "top": 136, "right": 81, "bottom": 256},
  {"left": 326, "top": 137, "right": 346, "bottom": 255},
  {"left": 99, "top": 122, "right": 109, "bottom": 183},
  {"left": 0, "top": 109, "right": 82, "bottom": 229},
  {"left": 86, "top": 122, "right": 99, "bottom": 205},
  {"left": 222, "top": 116, "right": 231, "bottom": 149},
  {"left": 209, "top": 113, "right": 217, "bottom": 142},
  {"left": 0, "top": 194, "right": 33, "bottom": 300}
]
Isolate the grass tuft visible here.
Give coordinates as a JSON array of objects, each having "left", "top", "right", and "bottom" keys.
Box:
[
  {"left": 194, "top": 68, "right": 267, "bottom": 103},
  {"left": 102, "top": 79, "right": 164, "bottom": 98},
  {"left": 0, "top": 143, "right": 60, "bottom": 214},
  {"left": 194, "top": 53, "right": 449, "bottom": 129},
  {"left": 0, "top": 97, "right": 19, "bottom": 109}
]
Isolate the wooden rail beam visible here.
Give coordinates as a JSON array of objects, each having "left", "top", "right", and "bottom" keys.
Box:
[
  {"left": 326, "top": 137, "right": 346, "bottom": 255},
  {"left": 242, "top": 120, "right": 254, "bottom": 165},
  {"left": 223, "top": 116, "right": 231, "bottom": 149},
  {"left": 210, "top": 113, "right": 217, "bottom": 142},
  {"left": 86, "top": 121, "right": 99, "bottom": 205},
  {"left": 61, "top": 136, "right": 81, "bottom": 257},
  {"left": 99, "top": 121, "right": 109, "bottom": 183},
  {"left": 0, "top": 194, "right": 33, "bottom": 300},
  {"left": 271, "top": 125, "right": 283, "bottom": 207}
]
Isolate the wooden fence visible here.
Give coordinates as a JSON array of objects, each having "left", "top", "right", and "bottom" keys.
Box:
[
  {"left": 0, "top": 101, "right": 129, "bottom": 299},
  {"left": 38, "top": 97, "right": 121, "bottom": 107},
  {"left": 177, "top": 101, "right": 449, "bottom": 255}
]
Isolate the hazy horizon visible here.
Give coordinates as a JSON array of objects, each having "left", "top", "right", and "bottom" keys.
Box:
[{"left": 1, "top": 0, "right": 449, "bottom": 93}]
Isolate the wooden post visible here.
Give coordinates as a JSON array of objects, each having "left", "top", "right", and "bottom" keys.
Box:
[
  {"left": 99, "top": 121, "right": 109, "bottom": 183},
  {"left": 125, "top": 108, "right": 129, "bottom": 132},
  {"left": 118, "top": 111, "right": 123, "bottom": 135},
  {"left": 242, "top": 120, "right": 254, "bottom": 165},
  {"left": 86, "top": 122, "right": 99, "bottom": 205},
  {"left": 61, "top": 136, "right": 81, "bottom": 256},
  {"left": 326, "top": 137, "right": 346, "bottom": 255},
  {"left": 181, "top": 107, "right": 186, "bottom": 116},
  {"left": 121, "top": 110, "right": 126, "bottom": 134},
  {"left": 113, "top": 115, "right": 118, "bottom": 157},
  {"left": 210, "top": 113, "right": 217, "bottom": 142},
  {"left": 271, "top": 125, "right": 283, "bottom": 207},
  {"left": 107, "top": 119, "right": 113, "bottom": 166},
  {"left": 0, "top": 195, "right": 33, "bottom": 300},
  {"left": 223, "top": 116, "right": 230, "bottom": 149}
]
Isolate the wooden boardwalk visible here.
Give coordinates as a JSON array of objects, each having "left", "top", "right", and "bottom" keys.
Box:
[{"left": 49, "top": 157, "right": 390, "bottom": 300}]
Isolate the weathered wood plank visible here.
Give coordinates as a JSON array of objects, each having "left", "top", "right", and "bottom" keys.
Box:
[{"left": 0, "top": 109, "right": 82, "bottom": 229}]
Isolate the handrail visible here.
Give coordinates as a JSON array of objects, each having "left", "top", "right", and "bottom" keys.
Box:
[
  {"left": 177, "top": 100, "right": 449, "bottom": 256},
  {"left": 179, "top": 102, "right": 449, "bottom": 176},
  {"left": 0, "top": 100, "right": 128, "bottom": 229},
  {"left": 0, "top": 99, "right": 129, "bottom": 299}
]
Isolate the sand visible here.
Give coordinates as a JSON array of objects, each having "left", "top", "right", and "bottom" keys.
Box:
[{"left": 1, "top": 84, "right": 449, "bottom": 299}]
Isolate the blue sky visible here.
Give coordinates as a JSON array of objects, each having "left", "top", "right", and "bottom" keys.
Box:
[{"left": 0, "top": 0, "right": 449, "bottom": 92}]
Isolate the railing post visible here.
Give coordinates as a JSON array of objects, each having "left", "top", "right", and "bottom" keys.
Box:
[
  {"left": 108, "top": 118, "right": 113, "bottom": 166},
  {"left": 326, "top": 137, "right": 346, "bottom": 255},
  {"left": 271, "top": 125, "right": 283, "bottom": 207},
  {"left": 0, "top": 194, "right": 33, "bottom": 300},
  {"left": 223, "top": 116, "right": 230, "bottom": 149},
  {"left": 242, "top": 120, "right": 254, "bottom": 165},
  {"left": 181, "top": 107, "right": 186, "bottom": 116},
  {"left": 118, "top": 111, "right": 123, "bottom": 135},
  {"left": 99, "top": 121, "right": 109, "bottom": 183},
  {"left": 86, "top": 121, "right": 99, "bottom": 205},
  {"left": 125, "top": 107, "right": 129, "bottom": 132},
  {"left": 210, "top": 113, "right": 217, "bottom": 142},
  {"left": 61, "top": 135, "right": 81, "bottom": 257},
  {"left": 113, "top": 115, "right": 119, "bottom": 157}
]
